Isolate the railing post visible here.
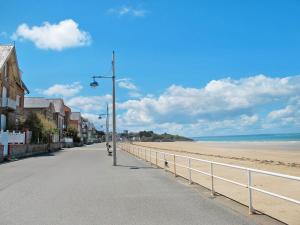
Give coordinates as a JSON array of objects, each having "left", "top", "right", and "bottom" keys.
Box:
[
  {"left": 188, "top": 158, "right": 192, "bottom": 184},
  {"left": 150, "top": 150, "right": 152, "bottom": 165},
  {"left": 248, "top": 170, "right": 254, "bottom": 214},
  {"left": 210, "top": 163, "right": 215, "bottom": 196},
  {"left": 144, "top": 148, "right": 146, "bottom": 161},
  {"left": 155, "top": 151, "right": 158, "bottom": 167},
  {"left": 173, "top": 154, "right": 177, "bottom": 177}
]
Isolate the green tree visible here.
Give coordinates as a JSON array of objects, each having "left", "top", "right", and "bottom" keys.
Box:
[{"left": 24, "top": 112, "right": 58, "bottom": 143}]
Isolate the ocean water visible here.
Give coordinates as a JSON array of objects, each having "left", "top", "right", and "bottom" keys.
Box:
[{"left": 193, "top": 133, "right": 300, "bottom": 142}]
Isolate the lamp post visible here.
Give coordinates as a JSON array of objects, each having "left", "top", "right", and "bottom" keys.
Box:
[
  {"left": 90, "top": 51, "right": 117, "bottom": 166},
  {"left": 98, "top": 103, "right": 109, "bottom": 146}
]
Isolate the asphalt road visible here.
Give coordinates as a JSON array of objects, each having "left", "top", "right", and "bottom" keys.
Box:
[{"left": 0, "top": 143, "right": 258, "bottom": 225}]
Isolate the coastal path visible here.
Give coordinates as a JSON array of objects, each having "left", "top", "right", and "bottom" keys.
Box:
[{"left": 0, "top": 143, "right": 260, "bottom": 225}]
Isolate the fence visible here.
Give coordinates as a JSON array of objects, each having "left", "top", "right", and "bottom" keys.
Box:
[
  {"left": 119, "top": 143, "right": 300, "bottom": 221},
  {"left": 63, "top": 137, "right": 73, "bottom": 143},
  {"left": 8, "top": 131, "right": 25, "bottom": 144},
  {"left": 0, "top": 131, "right": 26, "bottom": 156}
]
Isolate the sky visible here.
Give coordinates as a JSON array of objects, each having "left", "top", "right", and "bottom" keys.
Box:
[{"left": 0, "top": 0, "right": 300, "bottom": 136}]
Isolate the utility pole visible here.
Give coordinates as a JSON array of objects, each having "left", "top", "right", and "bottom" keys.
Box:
[
  {"left": 90, "top": 51, "right": 117, "bottom": 166},
  {"left": 112, "top": 51, "right": 117, "bottom": 166},
  {"left": 105, "top": 103, "right": 109, "bottom": 144}
]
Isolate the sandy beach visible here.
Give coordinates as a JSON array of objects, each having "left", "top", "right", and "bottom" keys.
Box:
[{"left": 124, "top": 141, "right": 300, "bottom": 225}]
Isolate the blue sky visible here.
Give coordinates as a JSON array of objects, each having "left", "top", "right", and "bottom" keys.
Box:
[{"left": 1, "top": 1, "right": 300, "bottom": 136}]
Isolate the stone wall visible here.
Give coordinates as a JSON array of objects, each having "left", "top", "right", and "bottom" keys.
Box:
[
  {"left": 63, "top": 142, "right": 74, "bottom": 148},
  {"left": 7, "top": 143, "right": 60, "bottom": 159},
  {"left": 27, "top": 144, "right": 48, "bottom": 155},
  {"left": 49, "top": 143, "right": 62, "bottom": 152},
  {"left": 8, "top": 144, "right": 27, "bottom": 158}
]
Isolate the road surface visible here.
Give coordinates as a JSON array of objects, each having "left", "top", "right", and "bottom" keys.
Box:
[{"left": 0, "top": 143, "right": 258, "bottom": 225}]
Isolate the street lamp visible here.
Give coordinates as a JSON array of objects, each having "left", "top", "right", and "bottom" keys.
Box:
[
  {"left": 98, "top": 103, "right": 109, "bottom": 149},
  {"left": 90, "top": 51, "right": 117, "bottom": 166}
]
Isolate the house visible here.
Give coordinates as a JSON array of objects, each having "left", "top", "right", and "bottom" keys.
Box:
[
  {"left": 24, "top": 97, "right": 59, "bottom": 142},
  {"left": 81, "top": 117, "right": 88, "bottom": 143},
  {"left": 69, "top": 112, "right": 83, "bottom": 141},
  {"left": 24, "top": 97, "right": 55, "bottom": 121},
  {"left": 64, "top": 105, "right": 71, "bottom": 129},
  {"left": 47, "top": 99, "right": 65, "bottom": 141},
  {"left": 86, "top": 121, "right": 97, "bottom": 144},
  {"left": 0, "top": 45, "right": 29, "bottom": 131}
]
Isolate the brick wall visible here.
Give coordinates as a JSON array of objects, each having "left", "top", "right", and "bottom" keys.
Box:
[{"left": 0, "top": 145, "right": 3, "bottom": 162}]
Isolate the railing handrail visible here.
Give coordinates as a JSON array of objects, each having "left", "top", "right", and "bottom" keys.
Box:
[
  {"left": 131, "top": 145, "right": 300, "bottom": 181},
  {"left": 119, "top": 142, "right": 300, "bottom": 219}
]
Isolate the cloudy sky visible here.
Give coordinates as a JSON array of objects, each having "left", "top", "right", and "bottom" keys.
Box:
[{"left": 1, "top": 1, "right": 300, "bottom": 136}]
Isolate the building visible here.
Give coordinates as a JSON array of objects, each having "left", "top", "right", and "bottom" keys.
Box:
[
  {"left": 69, "top": 112, "right": 83, "bottom": 141},
  {"left": 0, "top": 45, "right": 29, "bottom": 130},
  {"left": 47, "top": 99, "right": 65, "bottom": 141},
  {"left": 24, "top": 97, "right": 55, "bottom": 121},
  {"left": 64, "top": 105, "right": 71, "bottom": 129},
  {"left": 86, "top": 121, "right": 96, "bottom": 144},
  {"left": 24, "top": 97, "right": 59, "bottom": 142}
]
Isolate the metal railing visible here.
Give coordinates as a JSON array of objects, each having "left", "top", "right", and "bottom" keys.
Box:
[{"left": 119, "top": 143, "right": 300, "bottom": 215}]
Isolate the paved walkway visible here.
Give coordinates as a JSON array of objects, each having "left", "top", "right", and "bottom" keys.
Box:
[{"left": 0, "top": 143, "right": 258, "bottom": 225}]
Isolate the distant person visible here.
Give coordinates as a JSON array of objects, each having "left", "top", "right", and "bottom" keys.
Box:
[{"left": 106, "top": 142, "right": 112, "bottom": 156}]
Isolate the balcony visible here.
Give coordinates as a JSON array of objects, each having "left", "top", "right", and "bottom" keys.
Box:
[{"left": 1, "top": 97, "right": 17, "bottom": 111}]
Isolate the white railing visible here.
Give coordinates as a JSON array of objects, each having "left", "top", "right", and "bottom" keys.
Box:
[
  {"left": 119, "top": 143, "right": 300, "bottom": 216},
  {"left": 0, "top": 131, "right": 25, "bottom": 156}
]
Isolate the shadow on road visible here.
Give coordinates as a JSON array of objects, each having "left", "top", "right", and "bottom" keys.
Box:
[{"left": 116, "top": 164, "right": 157, "bottom": 170}]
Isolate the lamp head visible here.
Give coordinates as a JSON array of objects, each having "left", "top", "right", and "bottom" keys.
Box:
[{"left": 90, "top": 77, "right": 99, "bottom": 88}]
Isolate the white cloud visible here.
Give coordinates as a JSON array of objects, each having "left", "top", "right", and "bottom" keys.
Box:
[
  {"left": 118, "top": 80, "right": 137, "bottom": 90},
  {"left": 81, "top": 113, "right": 103, "bottom": 127},
  {"left": 66, "top": 95, "right": 111, "bottom": 112},
  {"left": 108, "top": 6, "right": 146, "bottom": 17},
  {"left": 267, "top": 96, "right": 300, "bottom": 126},
  {"left": 38, "top": 82, "right": 83, "bottom": 97},
  {"left": 117, "top": 78, "right": 141, "bottom": 98},
  {"left": 117, "top": 75, "right": 300, "bottom": 135},
  {"left": 12, "top": 19, "right": 91, "bottom": 50},
  {"left": 128, "top": 91, "right": 142, "bottom": 98}
]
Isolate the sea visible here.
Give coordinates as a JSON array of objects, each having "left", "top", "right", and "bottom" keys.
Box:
[{"left": 193, "top": 133, "right": 300, "bottom": 142}]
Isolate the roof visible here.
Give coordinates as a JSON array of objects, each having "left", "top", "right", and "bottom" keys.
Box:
[
  {"left": 24, "top": 97, "right": 52, "bottom": 108},
  {"left": 0, "top": 45, "right": 30, "bottom": 94},
  {"left": 47, "top": 98, "right": 65, "bottom": 115},
  {"left": 0, "top": 45, "right": 13, "bottom": 70},
  {"left": 21, "top": 80, "right": 30, "bottom": 94},
  {"left": 70, "top": 112, "right": 81, "bottom": 121}
]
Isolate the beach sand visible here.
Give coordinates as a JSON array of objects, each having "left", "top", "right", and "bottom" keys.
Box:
[{"left": 124, "top": 141, "right": 300, "bottom": 225}]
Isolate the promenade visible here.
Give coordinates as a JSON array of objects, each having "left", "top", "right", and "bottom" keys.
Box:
[{"left": 0, "top": 143, "right": 259, "bottom": 225}]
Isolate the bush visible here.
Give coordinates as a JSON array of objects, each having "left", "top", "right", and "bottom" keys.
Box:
[
  {"left": 24, "top": 112, "right": 58, "bottom": 144},
  {"left": 63, "top": 127, "right": 81, "bottom": 143}
]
